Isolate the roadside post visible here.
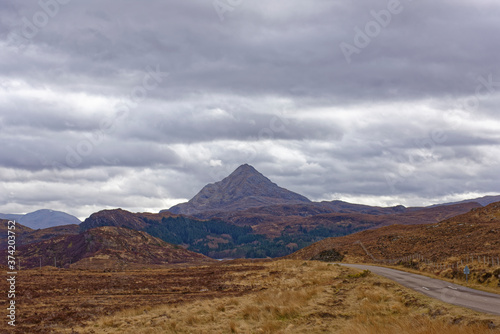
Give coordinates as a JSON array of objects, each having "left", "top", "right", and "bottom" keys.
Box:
[{"left": 464, "top": 265, "right": 470, "bottom": 283}]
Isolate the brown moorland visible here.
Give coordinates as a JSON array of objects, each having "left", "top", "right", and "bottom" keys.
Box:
[{"left": 4, "top": 260, "right": 497, "bottom": 334}]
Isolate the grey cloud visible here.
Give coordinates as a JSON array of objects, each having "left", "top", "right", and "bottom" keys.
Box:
[
  {"left": 4, "top": 0, "right": 498, "bottom": 102},
  {"left": 0, "top": 0, "right": 499, "bottom": 217}
]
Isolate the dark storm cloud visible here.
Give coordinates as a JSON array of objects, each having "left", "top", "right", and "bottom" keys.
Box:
[
  {"left": 1, "top": 0, "right": 499, "bottom": 217},
  {"left": 5, "top": 0, "right": 499, "bottom": 101}
]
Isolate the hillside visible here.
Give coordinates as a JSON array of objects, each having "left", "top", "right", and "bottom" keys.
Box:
[
  {"left": 0, "top": 219, "right": 33, "bottom": 249},
  {"left": 167, "top": 164, "right": 311, "bottom": 216},
  {"left": 20, "top": 224, "right": 80, "bottom": 245},
  {"left": 80, "top": 208, "right": 153, "bottom": 231},
  {"left": 18, "top": 226, "right": 214, "bottom": 269},
  {"left": 288, "top": 201, "right": 500, "bottom": 262},
  {"left": 198, "top": 201, "right": 481, "bottom": 236}
]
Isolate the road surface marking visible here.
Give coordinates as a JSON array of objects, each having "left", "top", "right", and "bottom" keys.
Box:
[
  {"left": 422, "top": 287, "right": 429, "bottom": 291},
  {"left": 448, "top": 286, "right": 458, "bottom": 290}
]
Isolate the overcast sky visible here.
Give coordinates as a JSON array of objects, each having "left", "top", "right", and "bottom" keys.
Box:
[{"left": 1, "top": 0, "right": 499, "bottom": 220}]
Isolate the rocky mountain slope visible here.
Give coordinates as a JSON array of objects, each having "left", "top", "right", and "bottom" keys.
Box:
[
  {"left": 18, "top": 226, "right": 214, "bottom": 269},
  {"left": 79, "top": 208, "right": 154, "bottom": 231},
  {"left": 288, "top": 201, "right": 500, "bottom": 262},
  {"left": 167, "top": 164, "right": 311, "bottom": 216}
]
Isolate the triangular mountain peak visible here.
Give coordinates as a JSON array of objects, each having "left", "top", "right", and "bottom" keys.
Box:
[{"left": 167, "top": 164, "right": 310, "bottom": 216}]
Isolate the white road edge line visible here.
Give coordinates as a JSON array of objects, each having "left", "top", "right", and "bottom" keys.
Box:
[
  {"left": 448, "top": 286, "right": 458, "bottom": 290},
  {"left": 422, "top": 287, "right": 429, "bottom": 291}
]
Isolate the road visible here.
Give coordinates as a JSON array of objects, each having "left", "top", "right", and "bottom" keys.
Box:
[{"left": 341, "top": 264, "right": 500, "bottom": 316}]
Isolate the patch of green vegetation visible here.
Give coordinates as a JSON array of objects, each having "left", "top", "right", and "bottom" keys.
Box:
[
  {"left": 311, "top": 249, "right": 344, "bottom": 262},
  {"left": 144, "top": 217, "right": 368, "bottom": 259},
  {"left": 347, "top": 270, "right": 371, "bottom": 278}
]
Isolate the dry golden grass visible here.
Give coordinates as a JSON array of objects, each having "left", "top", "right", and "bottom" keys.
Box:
[{"left": 64, "top": 260, "right": 500, "bottom": 334}]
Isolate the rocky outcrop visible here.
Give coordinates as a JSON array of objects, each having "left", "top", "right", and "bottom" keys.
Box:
[{"left": 167, "top": 164, "right": 310, "bottom": 216}]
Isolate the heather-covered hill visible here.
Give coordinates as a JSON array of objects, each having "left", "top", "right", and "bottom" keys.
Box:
[
  {"left": 18, "top": 226, "right": 214, "bottom": 269},
  {"left": 0, "top": 219, "right": 33, "bottom": 249},
  {"left": 288, "top": 202, "right": 500, "bottom": 262},
  {"left": 1, "top": 222, "right": 79, "bottom": 250},
  {"left": 20, "top": 224, "right": 80, "bottom": 245},
  {"left": 79, "top": 208, "right": 151, "bottom": 231}
]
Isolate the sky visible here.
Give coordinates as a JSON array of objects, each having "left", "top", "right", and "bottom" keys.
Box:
[{"left": 1, "top": 0, "right": 499, "bottom": 220}]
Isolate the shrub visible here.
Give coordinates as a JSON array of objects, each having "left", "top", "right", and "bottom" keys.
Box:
[
  {"left": 348, "top": 270, "right": 371, "bottom": 279},
  {"left": 311, "top": 249, "right": 344, "bottom": 262}
]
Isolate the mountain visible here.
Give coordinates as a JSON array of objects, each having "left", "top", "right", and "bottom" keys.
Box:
[
  {"left": 429, "top": 195, "right": 500, "bottom": 207},
  {"left": 166, "top": 164, "right": 311, "bottom": 216},
  {"left": 0, "top": 213, "right": 24, "bottom": 222},
  {"left": 0, "top": 209, "right": 81, "bottom": 229},
  {"left": 80, "top": 208, "right": 152, "bottom": 231},
  {"left": 288, "top": 201, "right": 500, "bottom": 262},
  {"left": 18, "top": 226, "right": 214, "bottom": 269}
]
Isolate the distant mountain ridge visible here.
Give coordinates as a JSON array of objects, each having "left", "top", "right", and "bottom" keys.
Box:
[
  {"left": 429, "top": 195, "right": 500, "bottom": 207},
  {"left": 0, "top": 209, "right": 81, "bottom": 229},
  {"left": 167, "top": 164, "right": 311, "bottom": 216}
]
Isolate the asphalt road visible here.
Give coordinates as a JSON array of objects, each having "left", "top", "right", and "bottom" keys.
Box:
[{"left": 341, "top": 264, "right": 500, "bottom": 316}]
